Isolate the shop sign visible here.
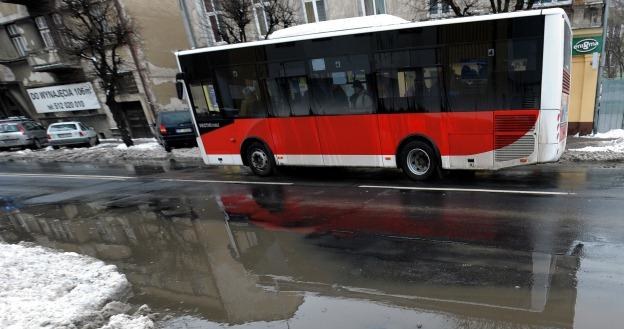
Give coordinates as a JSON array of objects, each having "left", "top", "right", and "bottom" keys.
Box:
[{"left": 572, "top": 36, "right": 603, "bottom": 55}]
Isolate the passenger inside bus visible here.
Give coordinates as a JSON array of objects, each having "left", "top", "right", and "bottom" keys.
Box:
[{"left": 350, "top": 80, "right": 373, "bottom": 110}]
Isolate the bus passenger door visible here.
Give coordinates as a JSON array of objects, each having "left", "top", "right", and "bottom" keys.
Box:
[
  {"left": 309, "top": 55, "right": 382, "bottom": 167},
  {"left": 264, "top": 62, "right": 323, "bottom": 166}
]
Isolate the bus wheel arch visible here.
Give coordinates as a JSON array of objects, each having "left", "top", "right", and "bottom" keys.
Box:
[
  {"left": 396, "top": 135, "right": 441, "bottom": 181},
  {"left": 241, "top": 138, "right": 276, "bottom": 176}
]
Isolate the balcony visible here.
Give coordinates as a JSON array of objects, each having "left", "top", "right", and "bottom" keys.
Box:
[{"left": 26, "top": 47, "right": 79, "bottom": 72}]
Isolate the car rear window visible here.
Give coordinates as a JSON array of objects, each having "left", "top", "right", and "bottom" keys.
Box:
[
  {"left": 49, "top": 124, "right": 78, "bottom": 131},
  {"left": 160, "top": 112, "right": 192, "bottom": 125},
  {"left": 0, "top": 124, "right": 19, "bottom": 133}
]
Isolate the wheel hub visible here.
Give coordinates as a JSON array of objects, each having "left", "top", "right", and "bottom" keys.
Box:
[
  {"left": 406, "top": 148, "right": 431, "bottom": 175},
  {"left": 251, "top": 150, "right": 268, "bottom": 170}
]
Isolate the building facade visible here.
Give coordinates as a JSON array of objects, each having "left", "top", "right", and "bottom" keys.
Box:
[
  {"left": 179, "top": 0, "right": 605, "bottom": 135},
  {"left": 0, "top": 0, "right": 189, "bottom": 138}
]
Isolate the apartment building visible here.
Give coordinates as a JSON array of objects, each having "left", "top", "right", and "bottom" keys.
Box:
[{"left": 0, "top": 0, "right": 189, "bottom": 138}]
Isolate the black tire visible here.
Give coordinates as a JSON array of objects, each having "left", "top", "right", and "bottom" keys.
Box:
[
  {"left": 95, "top": 137, "right": 100, "bottom": 145},
  {"left": 399, "top": 140, "right": 439, "bottom": 181},
  {"left": 52, "top": 146, "right": 60, "bottom": 150},
  {"left": 163, "top": 143, "right": 172, "bottom": 152},
  {"left": 30, "top": 138, "right": 42, "bottom": 150},
  {"left": 246, "top": 142, "right": 276, "bottom": 177}
]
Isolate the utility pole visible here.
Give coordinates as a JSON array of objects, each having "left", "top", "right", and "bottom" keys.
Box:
[{"left": 593, "top": 0, "right": 610, "bottom": 134}]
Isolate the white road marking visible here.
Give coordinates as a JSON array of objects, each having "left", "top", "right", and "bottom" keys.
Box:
[
  {"left": 0, "top": 173, "right": 132, "bottom": 180},
  {"left": 0, "top": 173, "right": 293, "bottom": 186},
  {"left": 0, "top": 173, "right": 572, "bottom": 193},
  {"left": 358, "top": 185, "right": 574, "bottom": 196},
  {"left": 159, "top": 178, "right": 293, "bottom": 186}
]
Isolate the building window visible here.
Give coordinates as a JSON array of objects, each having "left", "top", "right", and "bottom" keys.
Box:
[
  {"left": 6, "top": 24, "right": 28, "bottom": 57},
  {"left": 35, "top": 16, "right": 55, "bottom": 49},
  {"left": 428, "top": 0, "right": 450, "bottom": 16},
  {"left": 303, "top": 0, "right": 326, "bottom": 23},
  {"left": 360, "top": 0, "right": 386, "bottom": 16},
  {"left": 253, "top": 0, "right": 269, "bottom": 37},
  {"left": 203, "top": 0, "right": 223, "bottom": 43}
]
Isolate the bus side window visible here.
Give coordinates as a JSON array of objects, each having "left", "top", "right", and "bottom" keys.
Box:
[
  {"left": 216, "top": 65, "right": 268, "bottom": 118},
  {"left": 189, "top": 83, "right": 220, "bottom": 117},
  {"left": 283, "top": 61, "right": 310, "bottom": 116},
  {"left": 308, "top": 55, "right": 373, "bottom": 115},
  {"left": 374, "top": 49, "right": 443, "bottom": 113},
  {"left": 189, "top": 83, "right": 209, "bottom": 114}
]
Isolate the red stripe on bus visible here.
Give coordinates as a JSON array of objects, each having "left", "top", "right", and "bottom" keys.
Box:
[{"left": 199, "top": 109, "right": 539, "bottom": 157}]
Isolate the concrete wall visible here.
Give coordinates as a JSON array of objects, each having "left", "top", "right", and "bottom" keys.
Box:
[{"left": 121, "top": 0, "right": 190, "bottom": 114}]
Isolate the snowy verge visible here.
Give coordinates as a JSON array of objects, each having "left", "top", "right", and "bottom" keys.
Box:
[
  {"left": 580, "top": 129, "right": 624, "bottom": 139},
  {"left": 563, "top": 138, "right": 624, "bottom": 162},
  {"left": 0, "top": 142, "right": 201, "bottom": 163},
  {"left": 0, "top": 242, "right": 154, "bottom": 329}
]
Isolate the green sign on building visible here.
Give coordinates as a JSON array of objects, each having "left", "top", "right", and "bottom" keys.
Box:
[{"left": 572, "top": 36, "right": 603, "bottom": 56}]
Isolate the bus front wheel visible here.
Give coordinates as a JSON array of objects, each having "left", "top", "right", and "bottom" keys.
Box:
[
  {"left": 399, "top": 141, "right": 438, "bottom": 181},
  {"left": 246, "top": 142, "right": 276, "bottom": 177}
]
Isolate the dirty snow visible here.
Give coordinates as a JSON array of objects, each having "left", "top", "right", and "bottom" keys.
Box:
[
  {"left": 581, "top": 129, "right": 624, "bottom": 139},
  {"left": 0, "top": 140, "right": 201, "bottom": 163},
  {"left": 563, "top": 138, "right": 624, "bottom": 162},
  {"left": 0, "top": 242, "right": 154, "bottom": 329}
]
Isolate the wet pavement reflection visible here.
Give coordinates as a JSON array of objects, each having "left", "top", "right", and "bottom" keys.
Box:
[{"left": 1, "top": 180, "right": 606, "bottom": 329}]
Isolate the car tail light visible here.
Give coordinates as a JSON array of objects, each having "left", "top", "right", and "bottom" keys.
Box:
[
  {"left": 18, "top": 125, "right": 25, "bottom": 134},
  {"left": 47, "top": 134, "right": 52, "bottom": 140},
  {"left": 159, "top": 124, "right": 167, "bottom": 135},
  {"left": 79, "top": 131, "right": 85, "bottom": 136}
]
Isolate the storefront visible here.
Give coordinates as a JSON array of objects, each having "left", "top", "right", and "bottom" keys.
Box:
[{"left": 569, "top": 30, "right": 603, "bottom": 135}]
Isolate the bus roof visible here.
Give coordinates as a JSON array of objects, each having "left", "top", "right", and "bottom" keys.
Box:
[
  {"left": 268, "top": 14, "right": 409, "bottom": 40},
  {"left": 176, "top": 8, "right": 568, "bottom": 58}
]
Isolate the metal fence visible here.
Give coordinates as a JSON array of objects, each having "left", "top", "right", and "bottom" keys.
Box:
[{"left": 596, "top": 79, "right": 624, "bottom": 133}]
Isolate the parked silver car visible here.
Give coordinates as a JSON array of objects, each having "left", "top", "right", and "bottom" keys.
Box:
[
  {"left": 47, "top": 122, "right": 100, "bottom": 148},
  {"left": 0, "top": 117, "right": 48, "bottom": 151}
]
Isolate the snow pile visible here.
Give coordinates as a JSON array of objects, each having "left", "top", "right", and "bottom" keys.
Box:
[
  {"left": 115, "top": 142, "right": 163, "bottom": 151},
  {"left": 564, "top": 138, "right": 624, "bottom": 162},
  {"left": 0, "top": 242, "right": 154, "bottom": 329},
  {"left": 0, "top": 141, "right": 201, "bottom": 163},
  {"left": 582, "top": 129, "right": 624, "bottom": 139}
]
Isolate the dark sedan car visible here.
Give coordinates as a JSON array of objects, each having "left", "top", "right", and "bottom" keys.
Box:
[{"left": 156, "top": 111, "right": 197, "bottom": 152}]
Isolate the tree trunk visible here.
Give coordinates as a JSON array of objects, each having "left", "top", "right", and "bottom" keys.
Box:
[{"left": 106, "top": 96, "right": 134, "bottom": 147}]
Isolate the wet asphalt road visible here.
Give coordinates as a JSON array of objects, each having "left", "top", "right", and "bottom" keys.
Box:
[{"left": 1, "top": 160, "right": 624, "bottom": 328}]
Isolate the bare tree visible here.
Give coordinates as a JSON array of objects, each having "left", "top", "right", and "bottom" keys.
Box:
[
  {"left": 260, "top": 0, "right": 300, "bottom": 39},
  {"left": 56, "top": 0, "right": 134, "bottom": 146},
  {"left": 606, "top": 0, "right": 624, "bottom": 78},
  {"left": 215, "top": 0, "right": 253, "bottom": 44},
  {"left": 407, "top": 0, "right": 536, "bottom": 19}
]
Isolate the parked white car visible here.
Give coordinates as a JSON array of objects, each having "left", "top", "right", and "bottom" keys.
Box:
[{"left": 47, "top": 122, "right": 100, "bottom": 149}]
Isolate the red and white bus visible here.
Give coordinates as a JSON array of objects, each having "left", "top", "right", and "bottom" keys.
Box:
[{"left": 175, "top": 9, "right": 571, "bottom": 180}]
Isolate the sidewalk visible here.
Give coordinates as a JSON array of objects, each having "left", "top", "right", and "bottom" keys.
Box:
[
  {"left": 0, "top": 138, "right": 202, "bottom": 163},
  {"left": 1, "top": 133, "right": 623, "bottom": 165},
  {"left": 562, "top": 130, "right": 624, "bottom": 162}
]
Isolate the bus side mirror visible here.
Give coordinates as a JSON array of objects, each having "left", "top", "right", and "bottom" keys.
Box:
[
  {"left": 175, "top": 73, "right": 185, "bottom": 100},
  {"left": 176, "top": 81, "right": 184, "bottom": 100}
]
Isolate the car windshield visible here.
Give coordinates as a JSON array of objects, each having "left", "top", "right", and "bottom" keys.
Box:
[
  {"left": 161, "top": 112, "right": 191, "bottom": 125},
  {"left": 50, "top": 124, "right": 78, "bottom": 131},
  {"left": 0, "top": 124, "right": 19, "bottom": 133}
]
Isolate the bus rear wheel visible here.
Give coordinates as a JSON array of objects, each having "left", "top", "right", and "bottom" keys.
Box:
[
  {"left": 399, "top": 140, "right": 438, "bottom": 181},
  {"left": 246, "top": 142, "right": 276, "bottom": 177}
]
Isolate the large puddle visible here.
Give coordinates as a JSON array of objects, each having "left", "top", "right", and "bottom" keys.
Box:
[{"left": 0, "top": 183, "right": 620, "bottom": 328}]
